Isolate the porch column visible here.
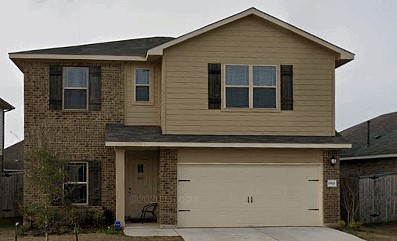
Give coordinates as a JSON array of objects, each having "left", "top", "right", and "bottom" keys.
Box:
[
  {"left": 158, "top": 149, "right": 178, "bottom": 228},
  {"left": 115, "top": 148, "right": 126, "bottom": 226}
]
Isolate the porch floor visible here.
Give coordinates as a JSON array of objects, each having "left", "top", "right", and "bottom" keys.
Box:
[{"left": 124, "top": 223, "right": 179, "bottom": 237}]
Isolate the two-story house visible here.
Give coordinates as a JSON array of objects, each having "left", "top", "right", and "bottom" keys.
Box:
[
  {"left": 9, "top": 8, "right": 354, "bottom": 228},
  {"left": 0, "top": 98, "right": 14, "bottom": 173}
]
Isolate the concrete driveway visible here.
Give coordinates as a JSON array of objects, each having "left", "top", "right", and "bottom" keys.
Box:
[{"left": 175, "top": 227, "right": 365, "bottom": 241}]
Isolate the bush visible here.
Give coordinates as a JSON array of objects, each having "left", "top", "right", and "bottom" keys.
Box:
[
  {"left": 337, "top": 220, "right": 346, "bottom": 230},
  {"left": 348, "top": 221, "right": 362, "bottom": 230}
]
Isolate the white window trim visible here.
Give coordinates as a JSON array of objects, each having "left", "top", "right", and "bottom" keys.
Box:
[
  {"left": 224, "top": 64, "right": 278, "bottom": 109},
  {"left": 62, "top": 67, "right": 89, "bottom": 110},
  {"left": 64, "top": 161, "right": 89, "bottom": 205},
  {"left": 134, "top": 68, "right": 152, "bottom": 104}
]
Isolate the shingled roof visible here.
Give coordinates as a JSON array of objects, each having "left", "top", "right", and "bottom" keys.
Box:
[
  {"left": 10, "top": 37, "right": 174, "bottom": 57},
  {"left": 105, "top": 123, "right": 351, "bottom": 148},
  {"left": 341, "top": 112, "right": 397, "bottom": 159},
  {"left": 0, "top": 98, "right": 14, "bottom": 111}
]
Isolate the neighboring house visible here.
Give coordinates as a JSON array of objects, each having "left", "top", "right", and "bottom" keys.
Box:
[
  {"left": 9, "top": 8, "right": 354, "bottom": 228},
  {"left": 4, "top": 140, "right": 24, "bottom": 172},
  {"left": 0, "top": 98, "right": 14, "bottom": 173},
  {"left": 340, "top": 112, "right": 397, "bottom": 223}
]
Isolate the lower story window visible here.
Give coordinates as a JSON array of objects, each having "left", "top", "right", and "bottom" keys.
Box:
[{"left": 64, "top": 162, "right": 88, "bottom": 205}]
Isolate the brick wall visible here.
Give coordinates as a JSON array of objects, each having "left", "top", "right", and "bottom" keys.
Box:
[
  {"left": 341, "top": 157, "right": 397, "bottom": 178},
  {"left": 22, "top": 60, "right": 124, "bottom": 213},
  {"left": 158, "top": 149, "right": 177, "bottom": 226},
  {"left": 323, "top": 150, "right": 340, "bottom": 224}
]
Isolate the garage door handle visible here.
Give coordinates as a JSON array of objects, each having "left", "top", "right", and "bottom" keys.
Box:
[
  {"left": 248, "top": 197, "right": 249, "bottom": 203},
  {"left": 251, "top": 197, "right": 253, "bottom": 203}
]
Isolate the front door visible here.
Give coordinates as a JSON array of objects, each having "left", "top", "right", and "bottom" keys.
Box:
[{"left": 125, "top": 150, "right": 158, "bottom": 219}]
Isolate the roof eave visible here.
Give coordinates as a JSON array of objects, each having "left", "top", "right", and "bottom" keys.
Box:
[
  {"left": 341, "top": 153, "right": 397, "bottom": 161},
  {"left": 8, "top": 53, "right": 147, "bottom": 62},
  {"left": 106, "top": 141, "right": 352, "bottom": 149},
  {"left": 0, "top": 98, "right": 15, "bottom": 111}
]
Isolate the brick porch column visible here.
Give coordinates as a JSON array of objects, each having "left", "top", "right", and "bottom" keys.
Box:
[
  {"left": 158, "top": 149, "right": 177, "bottom": 228},
  {"left": 323, "top": 150, "right": 341, "bottom": 225},
  {"left": 115, "top": 148, "right": 126, "bottom": 226}
]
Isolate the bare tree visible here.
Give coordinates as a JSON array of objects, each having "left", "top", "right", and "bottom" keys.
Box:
[{"left": 341, "top": 177, "right": 360, "bottom": 224}]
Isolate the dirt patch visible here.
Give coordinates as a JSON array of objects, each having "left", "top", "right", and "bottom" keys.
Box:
[
  {"left": 0, "top": 228, "right": 184, "bottom": 241},
  {"left": 347, "top": 221, "right": 397, "bottom": 241}
]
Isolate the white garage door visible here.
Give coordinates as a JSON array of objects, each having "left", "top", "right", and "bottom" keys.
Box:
[{"left": 177, "top": 164, "right": 321, "bottom": 227}]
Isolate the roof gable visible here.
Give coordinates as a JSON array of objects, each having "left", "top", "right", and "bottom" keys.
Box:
[{"left": 147, "top": 7, "right": 354, "bottom": 67}]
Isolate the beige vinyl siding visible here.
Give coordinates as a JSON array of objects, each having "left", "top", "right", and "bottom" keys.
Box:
[
  {"left": 124, "top": 62, "right": 161, "bottom": 125},
  {"left": 163, "top": 15, "right": 337, "bottom": 136},
  {"left": 178, "top": 148, "right": 323, "bottom": 164}
]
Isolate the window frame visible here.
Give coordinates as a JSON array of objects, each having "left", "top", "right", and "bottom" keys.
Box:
[
  {"left": 62, "top": 67, "right": 89, "bottom": 110},
  {"left": 64, "top": 161, "right": 89, "bottom": 206},
  {"left": 134, "top": 68, "right": 152, "bottom": 104},
  {"left": 224, "top": 64, "right": 278, "bottom": 110}
]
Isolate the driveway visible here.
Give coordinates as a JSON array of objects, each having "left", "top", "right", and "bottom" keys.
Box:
[{"left": 175, "top": 227, "right": 365, "bottom": 241}]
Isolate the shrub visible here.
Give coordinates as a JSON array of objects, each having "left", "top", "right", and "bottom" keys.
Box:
[
  {"left": 348, "top": 221, "right": 362, "bottom": 230},
  {"left": 337, "top": 220, "right": 347, "bottom": 230}
]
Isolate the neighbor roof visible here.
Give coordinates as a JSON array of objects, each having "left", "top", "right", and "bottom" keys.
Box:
[
  {"left": 0, "top": 98, "right": 14, "bottom": 111},
  {"left": 3, "top": 140, "right": 24, "bottom": 171},
  {"left": 9, "top": 8, "right": 354, "bottom": 67},
  {"left": 105, "top": 123, "right": 351, "bottom": 149},
  {"left": 341, "top": 112, "right": 397, "bottom": 160}
]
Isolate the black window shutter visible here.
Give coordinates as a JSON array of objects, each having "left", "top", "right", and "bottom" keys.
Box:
[
  {"left": 49, "top": 65, "right": 63, "bottom": 110},
  {"left": 88, "top": 160, "right": 101, "bottom": 206},
  {"left": 281, "top": 65, "right": 293, "bottom": 110},
  {"left": 208, "top": 63, "right": 221, "bottom": 109},
  {"left": 89, "top": 66, "right": 101, "bottom": 111}
]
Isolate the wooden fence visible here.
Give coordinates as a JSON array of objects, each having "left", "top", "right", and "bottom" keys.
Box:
[
  {"left": 0, "top": 172, "right": 23, "bottom": 218},
  {"left": 359, "top": 173, "right": 397, "bottom": 223}
]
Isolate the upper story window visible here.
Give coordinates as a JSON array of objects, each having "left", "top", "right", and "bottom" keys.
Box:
[
  {"left": 64, "top": 162, "right": 88, "bottom": 205},
  {"left": 135, "top": 69, "right": 150, "bottom": 102},
  {"left": 63, "top": 67, "right": 89, "bottom": 110},
  {"left": 225, "top": 65, "right": 276, "bottom": 109}
]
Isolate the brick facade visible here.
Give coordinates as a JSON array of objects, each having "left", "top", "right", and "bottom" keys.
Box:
[
  {"left": 323, "top": 150, "right": 341, "bottom": 224},
  {"left": 341, "top": 157, "right": 397, "bottom": 178},
  {"left": 23, "top": 60, "right": 124, "bottom": 213},
  {"left": 158, "top": 149, "right": 177, "bottom": 227}
]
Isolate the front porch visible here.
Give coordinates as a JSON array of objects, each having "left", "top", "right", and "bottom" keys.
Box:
[
  {"left": 115, "top": 148, "right": 177, "bottom": 228},
  {"left": 124, "top": 223, "right": 180, "bottom": 237}
]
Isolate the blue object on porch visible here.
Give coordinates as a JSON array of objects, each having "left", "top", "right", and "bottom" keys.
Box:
[{"left": 114, "top": 221, "right": 121, "bottom": 229}]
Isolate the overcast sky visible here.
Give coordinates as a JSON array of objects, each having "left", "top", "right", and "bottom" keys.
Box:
[{"left": 1, "top": 0, "right": 396, "bottom": 147}]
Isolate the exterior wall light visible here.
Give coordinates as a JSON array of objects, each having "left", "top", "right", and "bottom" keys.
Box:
[{"left": 330, "top": 157, "right": 337, "bottom": 166}]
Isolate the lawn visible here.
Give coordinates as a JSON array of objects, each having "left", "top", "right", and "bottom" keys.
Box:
[{"left": 346, "top": 221, "right": 397, "bottom": 241}]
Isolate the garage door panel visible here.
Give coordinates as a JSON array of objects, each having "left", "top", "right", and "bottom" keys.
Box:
[{"left": 177, "top": 164, "right": 322, "bottom": 227}]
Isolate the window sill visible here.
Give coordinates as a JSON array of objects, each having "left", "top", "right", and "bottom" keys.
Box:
[
  {"left": 221, "top": 108, "right": 281, "bottom": 113},
  {"left": 132, "top": 101, "right": 155, "bottom": 106},
  {"left": 61, "top": 109, "right": 90, "bottom": 113}
]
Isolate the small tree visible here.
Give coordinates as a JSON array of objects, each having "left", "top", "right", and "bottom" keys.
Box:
[
  {"left": 24, "top": 149, "right": 68, "bottom": 240},
  {"left": 341, "top": 177, "right": 360, "bottom": 225}
]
